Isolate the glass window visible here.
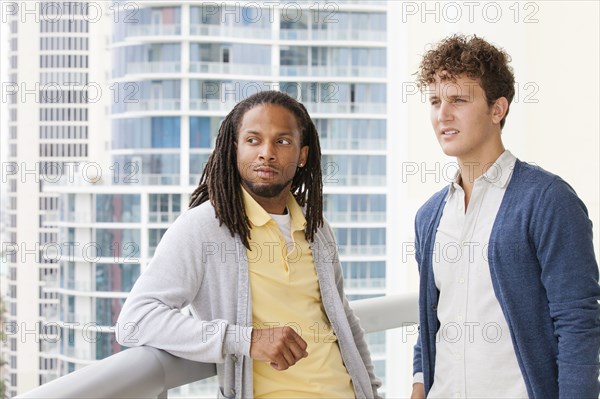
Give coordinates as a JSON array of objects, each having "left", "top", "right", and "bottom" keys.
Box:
[
  {"left": 96, "top": 194, "right": 141, "bottom": 222},
  {"left": 334, "top": 228, "right": 386, "bottom": 246},
  {"left": 190, "top": 117, "right": 221, "bottom": 148},
  {"left": 141, "top": 7, "right": 181, "bottom": 25},
  {"left": 322, "top": 155, "right": 386, "bottom": 182},
  {"left": 148, "top": 229, "right": 168, "bottom": 257},
  {"left": 67, "top": 262, "right": 75, "bottom": 290},
  {"left": 190, "top": 153, "right": 211, "bottom": 179},
  {"left": 95, "top": 229, "right": 141, "bottom": 259},
  {"left": 112, "top": 117, "right": 181, "bottom": 149},
  {"left": 152, "top": 117, "right": 180, "bottom": 148},
  {"left": 113, "top": 44, "right": 181, "bottom": 77},
  {"left": 95, "top": 330, "right": 123, "bottom": 360},
  {"left": 112, "top": 154, "right": 180, "bottom": 175},
  {"left": 95, "top": 263, "right": 140, "bottom": 292},
  {"left": 190, "top": 43, "right": 270, "bottom": 65},
  {"left": 95, "top": 298, "right": 125, "bottom": 327},
  {"left": 149, "top": 194, "right": 181, "bottom": 222},
  {"left": 280, "top": 9, "right": 308, "bottom": 30},
  {"left": 280, "top": 46, "right": 308, "bottom": 66}
]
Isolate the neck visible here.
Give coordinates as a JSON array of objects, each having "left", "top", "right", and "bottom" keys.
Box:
[
  {"left": 456, "top": 142, "right": 505, "bottom": 209},
  {"left": 457, "top": 143, "right": 505, "bottom": 189},
  {"left": 242, "top": 183, "right": 290, "bottom": 215}
]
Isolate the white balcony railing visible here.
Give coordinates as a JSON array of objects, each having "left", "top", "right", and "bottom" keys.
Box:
[
  {"left": 280, "top": 29, "right": 386, "bottom": 42},
  {"left": 125, "top": 24, "right": 180, "bottom": 37},
  {"left": 190, "top": 24, "right": 271, "bottom": 39},
  {"left": 303, "top": 101, "right": 386, "bottom": 114},
  {"left": 280, "top": 64, "right": 386, "bottom": 78},
  {"left": 124, "top": 99, "right": 181, "bottom": 112},
  {"left": 127, "top": 61, "right": 181, "bottom": 75},
  {"left": 338, "top": 244, "right": 386, "bottom": 256},
  {"left": 325, "top": 211, "right": 386, "bottom": 223},
  {"left": 189, "top": 61, "right": 272, "bottom": 76},
  {"left": 344, "top": 278, "right": 386, "bottom": 290},
  {"left": 148, "top": 211, "right": 180, "bottom": 224},
  {"left": 189, "top": 98, "right": 238, "bottom": 111},
  {"left": 320, "top": 138, "right": 386, "bottom": 151},
  {"left": 323, "top": 175, "right": 387, "bottom": 187},
  {"left": 17, "top": 294, "right": 418, "bottom": 399}
]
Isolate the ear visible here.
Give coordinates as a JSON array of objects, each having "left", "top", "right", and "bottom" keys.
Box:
[
  {"left": 298, "top": 145, "right": 309, "bottom": 167},
  {"left": 492, "top": 97, "right": 509, "bottom": 125}
]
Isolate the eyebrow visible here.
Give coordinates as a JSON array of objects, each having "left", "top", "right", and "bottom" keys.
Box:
[
  {"left": 428, "top": 94, "right": 469, "bottom": 101},
  {"left": 241, "top": 130, "right": 294, "bottom": 137}
]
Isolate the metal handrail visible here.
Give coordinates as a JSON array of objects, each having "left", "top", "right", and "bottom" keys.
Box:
[{"left": 17, "top": 293, "right": 418, "bottom": 399}]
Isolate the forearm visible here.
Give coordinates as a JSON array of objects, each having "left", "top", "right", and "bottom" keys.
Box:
[{"left": 116, "top": 276, "right": 252, "bottom": 363}]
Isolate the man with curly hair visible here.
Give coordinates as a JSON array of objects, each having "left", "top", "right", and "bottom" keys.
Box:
[{"left": 411, "top": 34, "right": 600, "bottom": 398}]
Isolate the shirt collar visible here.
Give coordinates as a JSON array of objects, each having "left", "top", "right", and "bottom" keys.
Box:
[
  {"left": 241, "top": 186, "right": 307, "bottom": 231},
  {"left": 446, "top": 170, "right": 462, "bottom": 200},
  {"left": 446, "top": 150, "right": 517, "bottom": 200},
  {"left": 286, "top": 192, "right": 308, "bottom": 232},
  {"left": 482, "top": 149, "right": 517, "bottom": 189}
]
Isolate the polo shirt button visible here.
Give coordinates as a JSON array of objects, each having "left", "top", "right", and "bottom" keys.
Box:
[
  {"left": 230, "top": 388, "right": 236, "bottom": 396},
  {"left": 232, "top": 355, "right": 237, "bottom": 362},
  {"left": 432, "top": 304, "right": 438, "bottom": 311}
]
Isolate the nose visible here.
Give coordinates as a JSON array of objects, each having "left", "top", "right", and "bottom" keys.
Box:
[
  {"left": 259, "top": 141, "right": 276, "bottom": 162},
  {"left": 437, "top": 100, "right": 453, "bottom": 123}
]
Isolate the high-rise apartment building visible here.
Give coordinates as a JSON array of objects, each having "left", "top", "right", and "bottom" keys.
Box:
[
  {"left": 3, "top": 1, "right": 403, "bottom": 397},
  {"left": 48, "top": 1, "right": 391, "bottom": 396},
  {"left": 2, "top": 1, "right": 109, "bottom": 396}
]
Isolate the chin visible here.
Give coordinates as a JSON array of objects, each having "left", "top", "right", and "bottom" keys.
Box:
[{"left": 439, "top": 145, "right": 462, "bottom": 158}]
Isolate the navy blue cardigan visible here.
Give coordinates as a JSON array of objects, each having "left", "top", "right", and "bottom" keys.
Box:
[{"left": 412, "top": 160, "right": 600, "bottom": 398}]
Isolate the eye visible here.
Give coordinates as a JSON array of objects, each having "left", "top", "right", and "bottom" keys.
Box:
[
  {"left": 453, "top": 98, "right": 466, "bottom": 103},
  {"left": 246, "top": 137, "right": 259, "bottom": 144},
  {"left": 278, "top": 138, "right": 291, "bottom": 145},
  {"left": 430, "top": 99, "right": 440, "bottom": 106}
]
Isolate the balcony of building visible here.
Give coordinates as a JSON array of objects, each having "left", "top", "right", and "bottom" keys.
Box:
[{"left": 16, "top": 294, "right": 417, "bottom": 399}]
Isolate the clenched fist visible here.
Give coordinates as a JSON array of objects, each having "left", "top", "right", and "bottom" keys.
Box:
[{"left": 250, "top": 326, "right": 308, "bottom": 370}]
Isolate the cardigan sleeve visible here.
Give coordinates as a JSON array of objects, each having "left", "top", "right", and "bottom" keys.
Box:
[
  {"left": 115, "top": 211, "right": 252, "bottom": 363},
  {"left": 412, "top": 213, "right": 424, "bottom": 378},
  {"left": 531, "top": 178, "right": 600, "bottom": 398}
]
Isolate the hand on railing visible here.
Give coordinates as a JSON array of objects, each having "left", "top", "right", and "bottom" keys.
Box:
[{"left": 249, "top": 326, "right": 308, "bottom": 371}]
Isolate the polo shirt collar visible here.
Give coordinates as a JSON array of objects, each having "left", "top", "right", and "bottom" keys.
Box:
[{"left": 241, "top": 186, "right": 307, "bottom": 231}]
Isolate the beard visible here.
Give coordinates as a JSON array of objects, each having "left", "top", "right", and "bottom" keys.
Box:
[{"left": 241, "top": 177, "right": 293, "bottom": 198}]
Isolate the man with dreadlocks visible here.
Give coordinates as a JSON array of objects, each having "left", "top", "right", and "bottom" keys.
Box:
[{"left": 116, "top": 90, "right": 381, "bottom": 398}]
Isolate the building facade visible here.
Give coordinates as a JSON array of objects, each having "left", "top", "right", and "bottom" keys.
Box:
[
  {"left": 3, "top": 1, "right": 402, "bottom": 397},
  {"left": 2, "top": 1, "right": 109, "bottom": 396},
  {"left": 53, "top": 1, "right": 390, "bottom": 397}
]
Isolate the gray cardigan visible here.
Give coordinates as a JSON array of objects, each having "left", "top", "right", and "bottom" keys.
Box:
[{"left": 116, "top": 201, "right": 382, "bottom": 398}]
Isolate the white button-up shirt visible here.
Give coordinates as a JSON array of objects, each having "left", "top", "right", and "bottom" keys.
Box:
[{"left": 420, "top": 150, "right": 528, "bottom": 398}]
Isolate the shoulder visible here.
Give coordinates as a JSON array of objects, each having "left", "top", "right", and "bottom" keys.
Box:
[
  {"left": 318, "top": 216, "right": 335, "bottom": 242},
  {"left": 511, "top": 159, "right": 560, "bottom": 188},
  {"left": 510, "top": 160, "right": 581, "bottom": 206},
  {"left": 168, "top": 201, "right": 228, "bottom": 238}
]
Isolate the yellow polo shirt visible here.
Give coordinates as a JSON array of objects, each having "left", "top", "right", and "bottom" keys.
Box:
[{"left": 242, "top": 187, "right": 355, "bottom": 398}]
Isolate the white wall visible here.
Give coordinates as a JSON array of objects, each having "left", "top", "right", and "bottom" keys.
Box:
[{"left": 387, "top": 1, "right": 599, "bottom": 396}]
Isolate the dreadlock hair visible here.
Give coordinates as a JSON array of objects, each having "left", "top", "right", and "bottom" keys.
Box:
[{"left": 188, "top": 90, "right": 323, "bottom": 249}]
